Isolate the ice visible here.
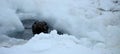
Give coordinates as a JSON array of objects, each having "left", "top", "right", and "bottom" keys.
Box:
[
  {"left": 0, "top": 0, "right": 120, "bottom": 54},
  {"left": 0, "top": 30, "right": 103, "bottom": 54},
  {"left": 0, "top": 35, "right": 26, "bottom": 47}
]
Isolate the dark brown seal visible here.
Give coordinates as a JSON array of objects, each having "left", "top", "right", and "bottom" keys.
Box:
[{"left": 32, "top": 21, "right": 49, "bottom": 34}]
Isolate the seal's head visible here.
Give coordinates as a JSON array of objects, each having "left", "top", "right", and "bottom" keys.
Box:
[{"left": 32, "top": 21, "right": 48, "bottom": 34}]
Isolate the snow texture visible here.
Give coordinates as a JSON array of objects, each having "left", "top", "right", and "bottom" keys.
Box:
[
  {"left": 0, "top": 0, "right": 120, "bottom": 54},
  {"left": 0, "top": 30, "right": 104, "bottom": 54}
]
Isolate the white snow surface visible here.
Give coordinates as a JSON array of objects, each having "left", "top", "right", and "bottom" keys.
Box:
[
  {"left": 0, "top": 0, "right": 120, "bottom": 54},
  {"left": 0, "top": 30, "right": 105, "bottom": 54}
]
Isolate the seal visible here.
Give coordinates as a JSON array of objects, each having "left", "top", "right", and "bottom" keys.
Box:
[{"left": 32, "top": 21, "right": 49, "bottom": 34}]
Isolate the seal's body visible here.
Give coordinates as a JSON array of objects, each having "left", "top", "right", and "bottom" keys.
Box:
[{"left": 32, "top": 21, "right": 49, "bottom": 34}]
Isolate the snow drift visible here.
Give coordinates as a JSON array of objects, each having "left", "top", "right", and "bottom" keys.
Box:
[
  {"left": 0, "top": 30, "right": 104, "bottom": 54},
  {"left": 0, "top": 0, "right": 120, "bottom": 54}
]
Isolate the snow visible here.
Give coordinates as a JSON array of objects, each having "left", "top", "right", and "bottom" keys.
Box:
[
  {"left": 0, "top": 0, "right": 120, "bottom": 54},
  {"left": 0, "top": 30, "right": 103, "bottom": 54}
]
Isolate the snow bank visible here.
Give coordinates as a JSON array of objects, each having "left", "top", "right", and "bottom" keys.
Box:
[
  {"left": 1, "top": 30, "right": 120, "bottom": 54},
  {"left": 0, "top": 0, "right": 37, "bottom": 34},
  {"left": 35, "top": 0, "right": 120, "bottom": 47},
  {"left": 0, "top": 0, "right": 120, "bottom": 46},
  {"left": 0, "top": 30, "right": 104, "bottom": 54},
  {"left": 0, "top": 35, "right": 26, "bottom": 47},
  {"left": 0, "top": 0, "right": 39, "bottom": 48},
  {"left": 0, "top": 0, "right": 120, "bottom": 54}
]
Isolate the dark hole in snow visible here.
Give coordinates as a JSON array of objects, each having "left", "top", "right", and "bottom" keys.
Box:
[
  {"left": 8, "top": 19, "right": 36, "bottom": 40},
  {"left": 8, "top": 19, "right": 64, "bottom": 40}
]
